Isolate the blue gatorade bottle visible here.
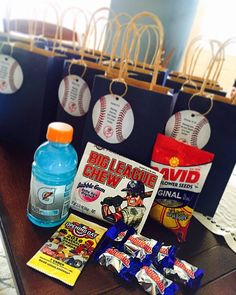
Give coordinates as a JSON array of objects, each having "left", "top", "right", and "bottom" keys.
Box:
[{"left": 27, "top": 122, "right": 78, "bottom": 227}]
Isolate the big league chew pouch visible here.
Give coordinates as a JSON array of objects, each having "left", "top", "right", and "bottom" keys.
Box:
[
  {"left": 150, "top": 134, "right": 214, "bottom": 242},
  {"left": 71, "top": 142, "right": 163, "bottom": 233}
]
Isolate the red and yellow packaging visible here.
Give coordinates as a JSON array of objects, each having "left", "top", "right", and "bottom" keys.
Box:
[
  {"left": 27, "top": 214, "right": 106, "bottom": 286},
  {"left": 150, "top": 134, "right": 214, "bottom": 242}
]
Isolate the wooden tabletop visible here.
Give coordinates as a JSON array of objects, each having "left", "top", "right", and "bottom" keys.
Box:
[{"left": 0, "top": 142, "right": 235, "bottom": 295}]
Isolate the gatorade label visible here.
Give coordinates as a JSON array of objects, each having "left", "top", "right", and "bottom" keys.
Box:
[{"left": 28, "top": 176, "right": 73, "bottom": 222}]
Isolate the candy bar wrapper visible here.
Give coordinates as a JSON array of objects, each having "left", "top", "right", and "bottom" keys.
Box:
[
  {"left": 106, "top": 220, "right": 136, "bottom": 244},
  {"left": 150, "top": 134, "right": 214, "bottom": 242},
  {"left": 93, "top": 221, "right": 135, "bottom": 262},
  {"left": 154, "top": 245, "right": 177, "bottom": 270},
  {"left": 99, "top": 248, "right": 142, "bottom": 282},
  {"left": 124, "top": 234, "right": 161, "bottom": 262},
  {"left": 27, "top": 214, "right": 107, "bottom": 286},
  {"left": 135, "top": 265, "right": 179, "bottom": 295},
  {"left": 71, "top": 142, "right": 163, "bottom": 233},
  {"left": 96, "top": 221, "right": 160, "bottom": 263},
  {"left": 163, "top": 258, "right": 204, "bottom": 289}
]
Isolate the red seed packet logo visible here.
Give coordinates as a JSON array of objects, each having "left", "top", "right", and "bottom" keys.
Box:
[{"left": 169, "top": 157, "right": 179, "bottom": 168}]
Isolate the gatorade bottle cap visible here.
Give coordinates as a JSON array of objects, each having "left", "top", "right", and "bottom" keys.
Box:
[{"left": 46, "top": 122, "right": 73, "bottom": 143}]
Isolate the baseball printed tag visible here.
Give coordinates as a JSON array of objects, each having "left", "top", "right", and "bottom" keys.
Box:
[
  {"left": 0, "top": 54, "right": 23, "bottom": 94},
  {"left": 165, "top": 110, "right": 211, "bottom": 149},
  {"left": 92, "top": 94, "right": 134, "bottom": 144},
  {"left": 58, "top": 75, "right": 91, "bottom": 117}
]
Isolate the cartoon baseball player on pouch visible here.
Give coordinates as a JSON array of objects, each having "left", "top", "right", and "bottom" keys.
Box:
[{"left": 101, "top": 180, "right": 152, "bottom": 228}]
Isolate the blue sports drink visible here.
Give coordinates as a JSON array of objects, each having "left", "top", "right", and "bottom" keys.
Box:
[{"left": 27, "top": 122, "right": 78, "bottom": 227}]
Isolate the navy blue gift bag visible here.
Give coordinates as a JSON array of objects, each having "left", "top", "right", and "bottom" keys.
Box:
[
  {"left": 172, "top": 89, "right": 236, "bottom": 216},
  {"left": 0, "top": 42, "right": 65, "bottom": 151},
  {"left": 80, "top": 74, "right": 176, "bottom": 166},
  {"left": 56, "top": 59, "right": 104, "bottom": 158},
  {"left": 79, "top": 12, "right": 177, "bottom": 166}
]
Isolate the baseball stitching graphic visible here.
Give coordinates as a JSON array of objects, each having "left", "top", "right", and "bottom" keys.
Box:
[
  {"left": 61, "top": 76, "right": 70, "bottom": 108},
  {"left": 58, "top": 75, "right": 91, "bottom": 117},
  {"left": 92, "top": 95, "right": 134, "bottom": 144},
  {"left": 0, "top": 55, "right": 23, "bottom": 94},
  {"left": 8, "top": 61, "right": 18, "bottom": 93},
  {"left": 165, "top": 110, "right": 211, "bottom": 149},
  {"left": 190, "top": 117, "right": 209, "bottom": 147},
  {"left": 78, "top": 82, "right": 89, "bottom": 116},
  {"left": 116, "top": 102, "right": 131, "bottom": 143},
  {"left": 94, "top": 96, "right": 107, "bottom": 134},
  {"left": 170, "top": 112, "right": 181, "bottom": 139}
]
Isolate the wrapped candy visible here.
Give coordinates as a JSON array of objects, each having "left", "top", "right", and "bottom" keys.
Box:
[
  {"left": 135, "top": 265, "right": 179, "bottom": 295},
  {"left": 124, "top": 234, "right": 161, "bottom": 261},
  {"left": 162, "top": 257, "right": 204, "bottom": 289}
]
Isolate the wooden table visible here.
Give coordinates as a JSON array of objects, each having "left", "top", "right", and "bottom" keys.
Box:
[{"left": 0, "top": 142, "right": 235, "bottom": 295}]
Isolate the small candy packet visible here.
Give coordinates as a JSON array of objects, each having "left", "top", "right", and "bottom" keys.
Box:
[
  {"left": 153, "top": 245, "right": 177, "bottom": 270},
  {"left": 105, "top": 220, "right": 136, "bottom": 244},
  {"left": 162, "top": 257, "right": 204, "bottom": 289},
  {"left": 98, "top": 247, "right": 142, "bottom": 282},
  {"left": 135, "top": 265, "right": 179, "bottom": 295},
  {"left": 27, "top": 213, "right": 107, "bottom": 286},
  {"left": 124, "top": 234, "right": 161, "bottom": 262},
  {"left": 95, "top": 221, "right": 204, "bottom": 292}
]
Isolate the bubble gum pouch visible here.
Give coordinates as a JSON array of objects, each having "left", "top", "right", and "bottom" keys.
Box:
[{"left": 150, "top": 134, "right": 214, "bottom": 242}]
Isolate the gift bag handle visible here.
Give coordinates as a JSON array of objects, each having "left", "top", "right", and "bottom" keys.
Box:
[
  {"left": 80, "top": 7, "right": 118, "bottom": 61},
  {"left": 200, "top": 37, "right": 236, "bottom": 98},
  {"left": 133, "top": 25, "right": 160, "bottom": 71},
  {"left": 59, "top": 7, "right": 88, "bottom": 51},
  {"left": 181, "top": 38, "right": 223, "bottom": 90},
  {"left": 4, "top": 2, "right": 60, "bottom": 55},
  {"left": 119, "top": 11, "right": 164, "bottom": 90}
]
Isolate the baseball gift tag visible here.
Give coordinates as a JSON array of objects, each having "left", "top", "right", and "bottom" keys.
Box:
[
  {"left": 165, "top": 109, "right": 211, "bottom": 149},
  {"left": 56, "top": 60, "right": 104, "bottom": 159},
  {"left": 0, "top": 53, "right": 23, "bottom": 94},
  {"left": 80, "top": 75, "right": 176, "bottom": 166},
  {"left": 92, "top": 92, "right": 134, "bottom": 144},
  {"left": 58, "top": 60, "right": 91, "bottom": 117},
  {"left": 71, "top": 142, "right": 163, "bottom": 233}
]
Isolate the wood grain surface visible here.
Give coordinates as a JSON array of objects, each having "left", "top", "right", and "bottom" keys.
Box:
[{"left": 0, "top": 142, "right": 235, "bottom": 295}]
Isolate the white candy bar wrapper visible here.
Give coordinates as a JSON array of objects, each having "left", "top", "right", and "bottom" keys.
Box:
[{"left": 71, "top": 142, "right": 163, "bottom": 233}]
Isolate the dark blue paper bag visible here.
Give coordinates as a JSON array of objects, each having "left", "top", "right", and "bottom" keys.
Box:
[
  {"left": 56, "top": 60, "right": 104, "bottom": 159},
  {"left": 80, "top": 75, "right": 176, "bottom": 166},
  {"left": 173, "top": 90, "right": 236, "bottom": 216},
  {"left": 0, "top": 44, "right": 65, "bottom": 151}
]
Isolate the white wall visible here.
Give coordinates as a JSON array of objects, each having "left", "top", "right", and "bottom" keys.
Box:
[{"left": 180, "top": 0, "right": 236, "bottom": 94}]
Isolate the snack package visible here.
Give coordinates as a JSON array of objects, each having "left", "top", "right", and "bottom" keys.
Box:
[
  {"left": 163, "top": 258, "right": 204, "bottom": 289},
  {"left": 94, "top": 222, "right": 204, "bottom": 292},
  {"left": 135, "top": 265, "right": 179, "bottom": 295},
  {"left": 150, "top": 134, "right": 214, "bottom": 242},
  {"left": 98, "top": 247, "right": 141, "bottom": 282},
  {"left": 154, "top": 245, "right": 177, "bottom": 269},
  {"left": 27, "top": 213, "right": 107, "bottom": 286},
  {"left": 71, "top": 142, "right": 163, "bottom": 233},
  {"left": 124, "top": 234, "right": 160, "bottom": 262}
]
